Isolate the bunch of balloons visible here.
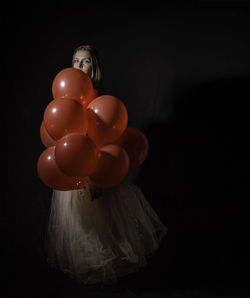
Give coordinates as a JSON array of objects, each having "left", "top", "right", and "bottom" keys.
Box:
[{"left": 37, "top": 67, "right": 149, "bottom": 191}]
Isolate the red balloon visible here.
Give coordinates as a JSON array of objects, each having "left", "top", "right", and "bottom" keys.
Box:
[
  {"left": 40, "top": 121, "right": 57, "bottom": 147},
  {"left": 55, "top": 133, "right": 98, "bottom": 177},
  {"left": 87, "top": 95, "right": 128, "bottom": 148},
  {"left": 52, "top": 67, "right": 94, "bottom": 107},
  {"left": 91, "top": 88, "right": 100, "bottom": 100},
  {"left": 115, "top": 127, "right": 149, "bottom": 169},
  {"left": 43, "top": 97, "right": 88, "bottom": 141},
  {"left": 86, "top": 88, "right": 101, "bottom": 107},
  {"left": 37, "top": 146, "right": 86, "bottom": 190},
  {"left": 89, "top": 144, "right": 129, "bottom": 188}
]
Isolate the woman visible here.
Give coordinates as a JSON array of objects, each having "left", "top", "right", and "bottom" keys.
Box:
[{"left": 46, "top": 45, "right": 168, "bottom": 285}]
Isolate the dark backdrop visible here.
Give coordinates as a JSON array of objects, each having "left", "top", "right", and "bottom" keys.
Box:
[{"left": 3, "top": 1, "right": 250, "bottom": 297}]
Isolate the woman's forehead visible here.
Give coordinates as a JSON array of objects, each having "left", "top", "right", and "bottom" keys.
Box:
[{"left": 74, "top": 50, "right": 91, "bottom": 58}]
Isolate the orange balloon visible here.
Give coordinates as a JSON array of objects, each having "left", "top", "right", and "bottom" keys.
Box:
[
  {"left": 91, "top": 88, "right": 100, "bottom": 99},
  {"left": 40, "top": 121, "right": 57, "bottom": 147},
  {"left": 37, "top": 146, "right": 85, "bottom": 190},
  {"left": 55, "top": 133, "right": 98, "bottom": 177},
  {"left": 43, "top": 97, "right": 88, "bottom": 141},
  {"left": 89, "top": 144, "right": 129, "bottom": 188},
  {"left": 85, "top": 88, "right": 101, "bottom": 109},
  {"left": 115, "top": 127, "right": 149, "bottom": 169},
  {"left": 52, "top": 67, "right": 93, "bottom": 107},
  {"left": 87, "top": 95, "right": 128, "bottom": 148}
]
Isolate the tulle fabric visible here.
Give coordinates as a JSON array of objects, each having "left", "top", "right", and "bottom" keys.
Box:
[{"left": 45, "top": 178, "right": 168, "bottom": 285}]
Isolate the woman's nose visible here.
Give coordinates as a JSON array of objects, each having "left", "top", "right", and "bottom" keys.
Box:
[{"left": 79, "top": 60, "right": 84, "bottom": 68}]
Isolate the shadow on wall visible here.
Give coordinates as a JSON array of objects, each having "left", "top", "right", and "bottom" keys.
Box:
[{"left": 134, "top": 76, "right": 250, "bottom": 287}]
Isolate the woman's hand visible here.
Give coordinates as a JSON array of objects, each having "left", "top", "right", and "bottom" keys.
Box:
[{"left": 88, "top": 179, "right": 103, "bottom": 201}]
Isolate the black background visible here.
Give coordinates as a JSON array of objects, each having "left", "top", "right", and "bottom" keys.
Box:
[{"left": 3, "top": 1, "right": 250, "bottom": 297}]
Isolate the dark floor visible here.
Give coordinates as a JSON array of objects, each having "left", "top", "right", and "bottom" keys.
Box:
[
  {"left": 4, "top": 249, "right": 250, "bottom": 298},
  {"left": 3, "top": 202, "right": 250, "bottom": 298}
]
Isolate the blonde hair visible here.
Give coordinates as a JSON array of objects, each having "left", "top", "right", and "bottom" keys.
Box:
[{"left": 72, "top": 45, "right": 103, "bottom": 90}]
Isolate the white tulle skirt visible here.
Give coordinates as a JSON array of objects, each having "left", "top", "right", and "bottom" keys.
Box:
[{"left": 45, "top": 178, "right": 168, "bottom": 285}]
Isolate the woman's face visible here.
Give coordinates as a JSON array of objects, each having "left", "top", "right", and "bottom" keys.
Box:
[{"left": 73, "top": 50, "right": 93, "bottom": 77}]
